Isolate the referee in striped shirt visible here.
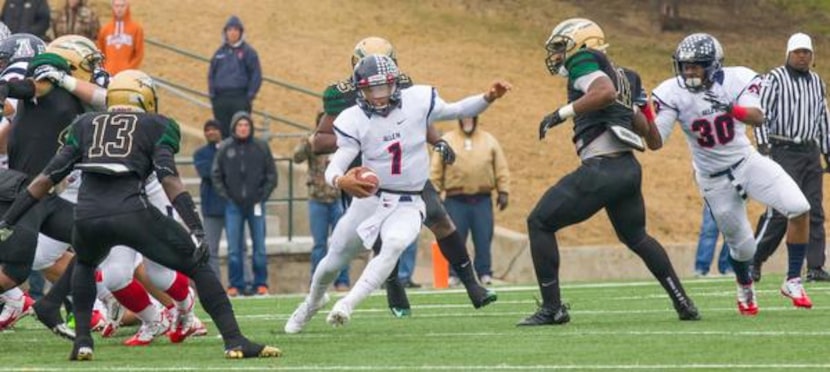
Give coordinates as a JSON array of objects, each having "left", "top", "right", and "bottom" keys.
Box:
[{"left": 752, "top": 33, "right": 830, "bottom": 282}]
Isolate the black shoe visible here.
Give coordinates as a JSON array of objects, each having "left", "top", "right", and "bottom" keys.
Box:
[
  {"left": 806, "top": 268, "right": 830, "bottom": 282},
  {"left": 400, "top": 279, "right": 422, "bottom": 289},
  {"left": 385, "top": 277, "right": 410, "bottom": 317},
  {"left": 676, "top": 300, "right": 701, "bottom": 321},
  {"left": 69, "top": 340, "right": 93, "bottom": 361},
  {"left": 33, "top": 300, "right": 75, "bottom": 341},
  {"left": 750, "top": 261, "right": 762, "bottom": 283},
  {"left": 224, "top": 339, "right": 282, "bottom": 359},
  {"left": 516, "top": 304, "right": 570, "bottom": 326},
  {"left": 467, "top": 284, "right": 498, "bottom": 309}
]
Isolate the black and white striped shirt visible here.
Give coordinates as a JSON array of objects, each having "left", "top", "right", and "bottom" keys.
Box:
[{"left": 754, "top": 66, "right": 830, "bottom": 153}]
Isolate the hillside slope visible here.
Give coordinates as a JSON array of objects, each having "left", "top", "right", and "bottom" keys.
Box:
[{"left": 78, "top": 0, "right": 830, "bottom": 245}]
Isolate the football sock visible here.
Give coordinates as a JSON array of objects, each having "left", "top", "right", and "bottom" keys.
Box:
[
  {"left": 527, "top": 226, "right": 562, "bottom": 308},
  {"left": 111, "top": 280, "right": 154, "bottom": 322},
  {"left": 437, "top": 230, "right": 471, "bottom": 266},
  {"left": 629, "top": 235, "right": 692, "bottom": 309},
  {"left": 728, "top": 255, "right": 752, "bottom": 285},
  {"left": 786, "top": 243, "right": 807, "bottom": 280},
  {"left": 38, "top": 256, "right": 75, "bottom": 312},
  {"left": 165, "top": 272, "right": 193, "bottom": 311},
  {"left": 70, "top": 262, "right": 97, "bottom": 347},
  {"left": 189, "top": 264, "right": 243, "bottom": 344}
]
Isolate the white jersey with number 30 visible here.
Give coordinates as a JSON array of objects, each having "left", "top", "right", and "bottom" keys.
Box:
[{"left": 652, "top": 66, "right": 763, "bottom": 175}]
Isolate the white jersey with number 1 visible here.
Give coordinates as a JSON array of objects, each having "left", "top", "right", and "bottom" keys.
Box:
[{"left": 652, "top": 66, "right": 763, "bottom": 175}]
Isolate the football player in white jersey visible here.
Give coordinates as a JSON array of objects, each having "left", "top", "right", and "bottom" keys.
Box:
[
  {"left": 651, "top": 33, "right": 812, "bottom": 315},
  {"left": 285, "top": 54, "right": 510, "bottom": 333}
]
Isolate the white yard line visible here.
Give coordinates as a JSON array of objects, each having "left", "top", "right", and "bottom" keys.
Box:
[{"left": 4, "top": 364, "right": 830, "bottom": 371}]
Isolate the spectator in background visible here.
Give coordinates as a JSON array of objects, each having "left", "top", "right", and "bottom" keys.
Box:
[
  {"left": 397, "top": 241, "right": 420, "bottom": 288},
  {"left": 212, "top": 112, "right": 277, "bottom": 297},
  {"left": 0, "top": 0, "right": 50, "bottom": 40},
  {"left": 49, "top": 0, "right": 100, "bottom": 41},
  {"left": 97, "top": 0, "right": 143, "bottom": 75},
  {"left": 293, "top": 113, "right": 349, "bottom": 291},
  {"left": 208, "top": 15, "right": 262, "bottom": 138},
  {"left": 430, "top": 116, "right": 510, "bottom": 285},
  {"left": 193, "top": 119, "right": 226, "bottom": 281},
  {"left": 694, "top": 203, "right": 731, "bottom": 277}
]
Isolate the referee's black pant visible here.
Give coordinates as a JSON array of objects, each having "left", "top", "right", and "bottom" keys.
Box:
[{"left": 753, "top": 144, "right": 826, "bottom": 269}]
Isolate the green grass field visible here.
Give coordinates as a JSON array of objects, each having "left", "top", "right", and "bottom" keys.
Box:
[{"left": 3, "top": 277, "right": 830, "bottom": 371}]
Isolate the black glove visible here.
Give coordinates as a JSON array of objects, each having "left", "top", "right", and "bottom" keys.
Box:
[
  {"left": 190, "top": 229, "right": 210, "bottom": 264},
  {"left": 0, "top": 220, "right": 13, "bottom": 241},
  {"left": 539, "top": 110, "right": 566, "bottom": 140},
  {"left": 758, "top": 143, "right": 771, "bottom": 156},
  {"left": 433, "top": 139, "right": 456, "bottom": 164},
  {"left": 496, "top": 192, "right": 509, "bottom": 211},
  {"left": 703, "top": 90, "right": 733, "bottom": 113}
]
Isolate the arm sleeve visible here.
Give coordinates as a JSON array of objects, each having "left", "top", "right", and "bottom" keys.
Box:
[
  {"left": 247, "top": 48, "right": 262, "bottom": 100},
  {"left": 652, "top": 93, "right": 678, "bottom": 143},
  {"left": 737, "top": 75, "right": 764, "bottom": 110},
  {"left": 153, "top": 145, "right": 179, "bottom": 180},
  {"left": 428, "top": 88, "right": 490, "bottom": 123},
  {"left": 429, "top": 142, "right": 445, "bottom": 193},
  {"left": 324, "top": 142, "right": 359, "bottom": 187}
]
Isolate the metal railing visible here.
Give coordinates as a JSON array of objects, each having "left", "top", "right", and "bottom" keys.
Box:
[
  {"left": 176, "top": 156, "right": 307, "bottom": 242},
  {"left": 146, "top": 37, "right": 322, "bottom": 99}
]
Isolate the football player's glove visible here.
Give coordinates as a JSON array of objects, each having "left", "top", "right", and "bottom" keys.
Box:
[
  {"left": 539, "top": 110, "right": 566, "bottom": 140},
  {"left": 190, "top": 229, "right": 209, "bottom": 265},
  {"left": 433, "top": 139, "right": 456, "bottom": 164}
]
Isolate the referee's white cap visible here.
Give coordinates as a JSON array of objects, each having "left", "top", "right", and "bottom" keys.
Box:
[{"left": 787, "top": 33, "right": 813, "bottom": 54}]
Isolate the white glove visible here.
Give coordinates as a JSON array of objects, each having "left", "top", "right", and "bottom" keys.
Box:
[{"left": 33, "top": 65, "right": 77, "bottom": 92}]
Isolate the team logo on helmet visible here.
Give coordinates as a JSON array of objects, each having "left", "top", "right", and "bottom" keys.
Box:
[
  {"left": 106, "top": 69, "right": 158, "bottom": 113},
  {"left": 351, "top": 36, "right": 397, "bottom": 68},
  {"left": 672, "top": 33, "right": 724, "bottom": 92},
  {"left": 352, "top": 54, "right": 401, "bottom": 117}
]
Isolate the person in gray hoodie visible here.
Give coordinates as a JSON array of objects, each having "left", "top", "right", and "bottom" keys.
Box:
[
  {"left": 212, "top": 111, "right": 277, "bottom": 296},
  {"left": 208, "top": 15, "right": 262, "bottom": 138}
]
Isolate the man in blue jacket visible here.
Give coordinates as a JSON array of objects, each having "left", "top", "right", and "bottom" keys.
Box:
[
  {"left": 194, "top": 119, "right": 226, "bottom": 280},
  {"left": 208, "top": 15, "right": 262, "bottom": 138},
  {"left": 212, "top": 112, "right": 277, "bottom": 296}
]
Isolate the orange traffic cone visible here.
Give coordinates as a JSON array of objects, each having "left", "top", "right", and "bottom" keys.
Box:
[{"left": 432, "top": 241, "right": 449, "bottom": 289}]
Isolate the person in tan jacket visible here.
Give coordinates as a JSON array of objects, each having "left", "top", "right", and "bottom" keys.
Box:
[{"left": 430, "top": 115, "right": 510, "bottom": 285}]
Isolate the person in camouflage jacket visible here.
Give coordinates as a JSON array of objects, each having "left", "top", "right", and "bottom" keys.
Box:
[{"left": 49, "top": 0, "right": 100, "bottom": 41}]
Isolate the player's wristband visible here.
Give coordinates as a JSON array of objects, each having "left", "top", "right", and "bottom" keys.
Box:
[
  {"left": 729, "top": 105, "right": 748, "bottom": 121},
  {"left": 57, "top": 74, "right": 78, "bottom": 92},
  {"left": 558, "top": 104, "right": 576, "bottom": 119}
]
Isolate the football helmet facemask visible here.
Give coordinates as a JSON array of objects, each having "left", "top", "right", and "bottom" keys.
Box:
[
  {"left": 47, "top": 34, "right": 105, "bottom": 83},
  {"left": 352, "top": 54, "right": 401, "bottom": 117},
  {"left": 106, "top": 69, "right": 158, "bottom": 113},
  {"left": 0, "top": 33, "right": 46, "bottom": 71},
  {"left": 351, "top": 36, "right": 397, "bottom": 68},
  {"left": 545, "top": 18, "right": 608, "bottom": 76},
  {"left": 672, "top": 33, "right": 724, "bottom": 92}
]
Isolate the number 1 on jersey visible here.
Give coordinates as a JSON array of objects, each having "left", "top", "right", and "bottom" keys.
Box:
[{"left": 387, "top": 142, "right": 402, "bottom": 175}]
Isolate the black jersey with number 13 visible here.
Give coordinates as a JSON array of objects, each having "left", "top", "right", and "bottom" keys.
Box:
[{"left": 44, "top": 111, "right": 182, "bottom": 219}]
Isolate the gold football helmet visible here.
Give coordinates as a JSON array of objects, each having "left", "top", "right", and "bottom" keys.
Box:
[
  {"left": 544, "top": 18, "right": 608, "bottom": 76},
  {"left": 351, "top": 36, "right": 397, "bottom": 67},
  {"left": 46, "top": 34, "right": 104, "bottom": 83},
  {"left": 106, "top": 70, "right": 158, "bottom": 113}
]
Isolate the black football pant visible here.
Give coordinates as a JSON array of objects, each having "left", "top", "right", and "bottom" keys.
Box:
[
  {"left": 526, "top": 153, "right": 691, "bottom": 310},
  {"left": 70, "top": 207, "right": 245, "bottom": 349},
  {"left": 754, "top": 145, "right": 825, "bottom": 269}
]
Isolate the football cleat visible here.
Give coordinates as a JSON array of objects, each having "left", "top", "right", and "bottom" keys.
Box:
[
  {"left": 100, "top": 293, "right": 125, "bottom": 337},
  {"left": 736, "top": 282, "right": 759, "bottom": 316},
  {"left": 284, "top": 293, "right": 329, "bottom": 334},
  {"left": 516, "top": 303, "right": 570, "bottom": 326},
  {"left": 168, "top": 288, "right": 197, "bottom": 343},
  {"left": 224, "top": 339, "right": 282, "bottom": 359},
  {"left": 32, "top": 300, "right": 75, "bottom": 340},
  {"left": 0, "top": 292, "right": 34, "bottom": 330},
  {"left": 326, "top": 301, "right": 352, "bottom": 327},
  {"left": 69, "top": 344, "right": 93, "bottom": 361},
  {"left": 675, "top": 300, "right": 701, "bottom": 321},
  {"left": 90, "top": 310, "right": 106, "bottom": 332},
  {"left": 191, "top": 315, "right": 208, "bottom": 337},
  {"left": 780, "top": 277, "right": 812, "bottom": 309},
  {"left": 385, "top": 277, "right": 411, "bottom": 318},
  {"left": 123, "top": 309, "right": 170, "bottom": 346},
  {"left": 467, "top": 285, "right": 498, "bottom": 309}
]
